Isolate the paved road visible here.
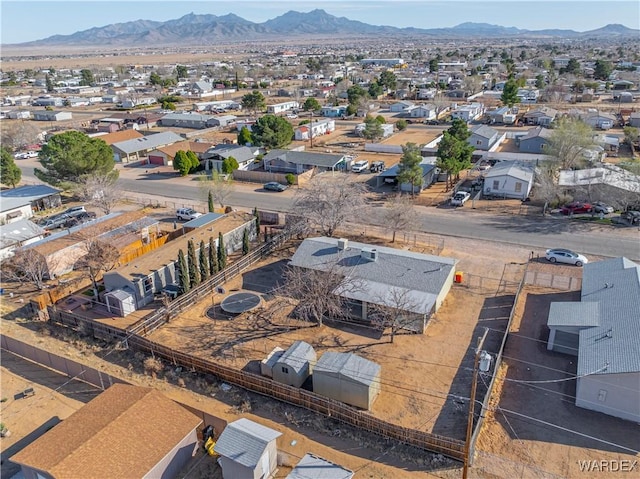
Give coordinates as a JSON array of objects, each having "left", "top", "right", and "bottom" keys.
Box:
[{"left": 17, "top": 159, "right": 639, "bottom": 260}]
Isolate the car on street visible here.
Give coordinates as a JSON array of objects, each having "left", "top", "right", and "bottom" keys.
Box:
[
  {"left": 621, "top": 210, "right": 640, "bottom": 224},
  {"left": 176, "top": 208, "right": 202, "bottom": 221},
  {"left": 14, "top": 151, "right": 38, "bottom": 159},
  {"left": 286, "top": 113, "right": 298, "bottom": 119},
  {"left": 592, "top": 202, "right": 614, "bottom": 214},
  {"left": 263, "top": 182, "right": 288, "bottom": 192},
  {"left": 450, "top": 191, "right": 471, "bottom": 207},
  {"left": 560, "top": 201, "right": 592, "bottom": 215},
  {"left": 351, "top": 160, "right": 370, "bottom": 173},
  {"left": 545, "top": 248, "right": 589, "bottom": 267}
]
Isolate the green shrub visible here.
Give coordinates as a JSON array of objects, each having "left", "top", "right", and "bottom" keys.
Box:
[{"left": 285, "top": 173, "right": 295, "bottom": 185}]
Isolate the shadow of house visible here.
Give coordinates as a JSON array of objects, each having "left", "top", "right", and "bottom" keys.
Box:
[{"left": 241, "top": 259, "right": 288, "bottom": 294}]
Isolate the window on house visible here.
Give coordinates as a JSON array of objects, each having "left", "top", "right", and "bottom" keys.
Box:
[
  {"left": 281, "top": 366, "right": 289, "bottom": 374},
  {"left": 598, "top": 389, "right": 607, "bottom": 402},
  {"left": 514, "top": 182, "right": 522, "bottom": 193},
  {"left": 143, "top": 277, "right": 153, "bottom": 294},
  {"left": 476, "top": 140, "right": 482, "bottom": 145},
  {"left": 492, "top": 180, "right": 499, "bottom": 190}
]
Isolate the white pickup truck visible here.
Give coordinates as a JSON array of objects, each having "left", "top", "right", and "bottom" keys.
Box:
[{"left": 351, "top": 160, "right": 370, "bottom": 173}]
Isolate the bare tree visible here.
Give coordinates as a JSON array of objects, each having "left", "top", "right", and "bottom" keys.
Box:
[
  {"left": 534, "top": 165, "right": 563, "bottom": 214},
  {"left": 74, "top": 231, "right": 120, "bottom": 298},
  {"left": 3, "top": 249, "right": 51, "bottom": 290},
  {"left": 197, "top": 171, "right": 234, "bottom": 210},
  {"left": 76, "top": 173, "right": 121, "bottom": 214},
  {"left": 293, "top": 176, "right": 366, "bottom": 237},
  {"left": 1, "top": 122, "right": 42, "bottom": 151},
  {"left": 382, "top": 193, "right": 418, "bottom": 242},
  {"left": 369, "top": 286, "right": 424, "bottom": 343},
  {"left": 282, "top": 263, "right": 363, "bottom": 327}
]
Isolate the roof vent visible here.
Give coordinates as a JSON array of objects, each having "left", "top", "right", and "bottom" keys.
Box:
[
  {"left": 361, "top": 247, "right": 378, "bottom": 262},
  {"left": 337, "top": 238, "right": 348, "bottom": 251}
]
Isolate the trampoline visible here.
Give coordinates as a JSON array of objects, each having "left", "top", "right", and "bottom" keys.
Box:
[{"left": 219, "top": 292, "right": 262, "bottom": 314}]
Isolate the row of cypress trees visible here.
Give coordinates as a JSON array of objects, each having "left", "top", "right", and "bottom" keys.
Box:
[{"left": 177, "top": 232, "right": 227, "bottom": 295}]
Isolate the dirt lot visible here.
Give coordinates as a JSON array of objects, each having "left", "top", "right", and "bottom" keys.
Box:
[{"left": 476, "top": 284, "right": 640, "bottom": 479}]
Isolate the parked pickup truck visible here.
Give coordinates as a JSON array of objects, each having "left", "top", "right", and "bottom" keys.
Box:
[
  {"left": 351, "top": 160, "right": 370, "bottom": 173},
  {"left": 450, "top": 191, "right": 471, "bottom": 207}
]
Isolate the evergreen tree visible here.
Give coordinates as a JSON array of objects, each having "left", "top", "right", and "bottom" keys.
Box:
[
  {"left": 208, "top": 190, "right": 214, "bottom": 212},
  {"left": 187, "top": 240, "right": 200, "bottom": 287},
  {"left": 501, "top": 78, "right": 520, "bottom": 108},
  {"left": 1, "top": 147, "right": 22, "bottom": 188},
  {"left": 177, "top": 249, "right": 190, "bottom": 295},
  {"left": 208, "top": 236, "right": 218, "bottom": 274},
  {"left": 242, "top": 228, "right": 250, "bottom": 256},
  {"left": 199, "top": 240, "right": 209, "bottom": 281},
  {"left": 253, "top": 207, "right": 260, "bottom": 231},
  {"left": 217, "top": 232, "right": 227, "bottom": 270},
  {"left": 397, "top": 143, "right": 424, "bottom": 196}
]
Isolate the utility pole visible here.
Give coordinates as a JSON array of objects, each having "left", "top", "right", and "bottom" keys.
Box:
[
  {"left": 309, "top": 110, "right": 313, "bottom": 149},
  {"left": 463, "top": 328, "right": 490, "bottom": 479}
]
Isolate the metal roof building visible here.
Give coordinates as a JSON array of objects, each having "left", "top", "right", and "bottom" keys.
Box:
[
  {"left": 313, "top": 352, "right": 382, "bottom": 410},
  {"left": 272, "top": 340, "right": 317, "bottom": 387},
  {"left": 286, "top": 453, "right": 354, "bottom": 479},
  {"left": 547, "top": 257, "right": 640, "bottom": 422},
  {"left": 214, "top": 418, "right": 282, "bottom": 479},
  {"left": 111, "top": 131, "right": 183, "bottom": 163}
]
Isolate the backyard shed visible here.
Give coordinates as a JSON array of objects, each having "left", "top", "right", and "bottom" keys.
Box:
[
  {"left": 286, "top": 453, "right": 354, "bottom": 479},
  {"left": 214, "top": 418, "right": 282, "bottom": 479},
  {"left": 105, "top": 289, "right": 136, "bottom": 317},
  {"left": 272, "top": 340, "right": 316, "bottom": 387},
  {"left": 313, "top": 352, "right": 381, "bottom": 410},
  {"left": 261, "top": 347, "right": 285, "bottom": 378}
]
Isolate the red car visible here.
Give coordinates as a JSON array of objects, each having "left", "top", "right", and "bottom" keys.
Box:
[{"left": 561, "top": 202, "right": 592, "bottom": 215}]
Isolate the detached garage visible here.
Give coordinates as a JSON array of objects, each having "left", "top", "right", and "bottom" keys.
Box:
[{"left": 313, "top": 352, "right": 381, "bottom": 410}]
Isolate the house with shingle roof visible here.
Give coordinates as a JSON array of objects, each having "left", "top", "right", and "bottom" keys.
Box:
[
  {"left": 147, "top": 140, "right": 215, "bottom": 166},
  {"left": 0, "top": 184, "right": 62, "bottom": 224},
  {"left": 483, "top": 161, "right": 535, "bottom": 200},
  {"left": 547, "top": 257, "right": 640, "bottom": 422},
  {"left": 263, "top": 150, "right": 345, "bottom": 174},
  {"left": 522, "top": 106, "right": 558, "bottom": 126},
  {"left": 468, "top": 125, "right": 501, "bottom": 150},
  {"left": 214, "top": 418, "right": 282, "bottom": 479},
  {"left": 289, "top": 237, "right": 457, "bottom": 333},
  {"left": 11, "top": 384, "right": 202, "bottom": 479},
  {"left": 111, "top": 131, "right": 183, "bottom": 163},
  {"left": 517, "top": 126, "right": 553, "bottom": 153},
  {"left": 203, "top": 144, "right": 261, "bottom": 171}
]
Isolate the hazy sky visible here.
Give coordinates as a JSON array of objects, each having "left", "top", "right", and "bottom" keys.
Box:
[{"left": 2, "top": 0, "right": 639, "bottom": 44}]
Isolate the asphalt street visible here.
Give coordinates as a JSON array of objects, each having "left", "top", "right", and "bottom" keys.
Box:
[{"left": 17, "top": 158, "right": 640, "bottom": 260}]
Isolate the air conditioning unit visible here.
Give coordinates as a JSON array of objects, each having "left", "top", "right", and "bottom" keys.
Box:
[
  {"left": 337, "top": 238, "right": 349, "bottom": 251},
  {"left": 360, "top": 247, "right": 378, "bottom": 262}
]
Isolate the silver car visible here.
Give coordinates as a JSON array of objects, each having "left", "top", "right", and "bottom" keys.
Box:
[{"left": 545, "top": 248, "right": 588, "bottom": 267}]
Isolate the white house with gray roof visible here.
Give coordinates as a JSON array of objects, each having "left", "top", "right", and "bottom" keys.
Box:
[
  {"left": 313, "top": 352, "right": 381, "bottom": 410},
  {"left": 263, "top": 150, "right": 345, "bottom": 174},
  {"left": 468, "top": 125, "right": 501, "bottom": 150},
  {"left": 272, "top": 340, "right": 316, "bottom": 387},
  {"left": 289, "top": 237, "right": 457, "bottom": 333},
  {"left": 483, "top": 161, "right": 534, "bottom": 200},
  {"left": 547, "top": 257, "right": 640, "bottom": 422},
  {"left": 214, "top": 418, "right": 282, "bottom": 479}
]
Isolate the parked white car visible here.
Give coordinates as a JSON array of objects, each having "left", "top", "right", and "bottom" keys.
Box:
[
  {"left": 545, "top": 248, "right": 588, "bottom": 267},
  {"left": 450, "top": 191, "right": 471, "bottom": 206},
  {"left": 351, "top": 160, "right": 370, "bottom": 173},
  {"left": 176, "top": 208, "right": 202, "bottom": 221}
]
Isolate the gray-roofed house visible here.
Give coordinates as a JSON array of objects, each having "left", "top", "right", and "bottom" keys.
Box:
[
  {"left": 547, "top": 257, "right": 640, "bottom": 422},
  {"left": 468, "top": 125, "right": 500, "bottom": 150},
  {"left": 159, "top": 112, "right": 217, "bottom": 129},
  {"left": 517, "top": 126, "right": 553, "bottom": 153},
  {"left": 111, "top": 131, "right": 184, "bottom": 163},
  {"left": 286, "top": 453, "right": 354, "bottom": 479},
  {"left": 0, "top": 184, "right": 62, "bottom": 223},
  {"left": 289, "top": 237, "right": 458, "bottom": 333},
  {"left": 203, "top": 144, "right": 261, "bottom": 171},
  {"left": 272, "top": 340, "right": 317, "bottom": 387},
  {"left": 32, "top": 110, "right": 72, "bottom": 122},
  {"left": 375, "top": 159, "right": 437, "bottom": 194},
  {"left": 483, "top": 161, "right": 535, "bottom": 200},
  {"left": 522, "top": 106, "right": 558, "bottom": 126},
  {"left": 0, "top": 219, "right": 46, "bottom": 260},
  {"left": 214, "top": 418, "right": 282, "bottom": 479},
  {"left": 313, "top": 352, "right": 381, "bottom": 410},
  {"left": 263, "top": 150, "right": 346, "bottom": 174}
]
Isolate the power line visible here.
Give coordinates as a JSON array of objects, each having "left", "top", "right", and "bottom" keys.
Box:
[{"left": 482, "top": 363, "right": 609, "bottom": 384}]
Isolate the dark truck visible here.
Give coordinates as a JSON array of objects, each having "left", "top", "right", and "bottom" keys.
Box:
[{"left": 370, "top": 161, "right": 386, "bottom": 173}]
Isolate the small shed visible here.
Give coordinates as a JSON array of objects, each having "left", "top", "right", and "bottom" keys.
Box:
[
  {"left": 261, "top": 347, "right": 285, "bottom": 378},
  {"left": 313, "top": 352, "right": 381, "bottom": 410},
  {"left": 105, "top": 289, "right": 136, "bottom": 317},
  {"left": 286, "top": 453, "right": 354, "bottom": 479},
  {"left": 273, "top": 340, "right": 316, "bottom": 387},
  {"left": 214, "top": 418, "right": 282, "bottom": 479}
]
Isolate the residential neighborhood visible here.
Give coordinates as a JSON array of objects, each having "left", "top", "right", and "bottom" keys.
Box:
[{"left": 1, "top": 4, "right": 639, "bottom": 479}]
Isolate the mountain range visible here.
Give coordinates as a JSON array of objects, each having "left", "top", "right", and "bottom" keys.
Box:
[{"left": 9, "top": 9, "right": 640, "bottom": 47}]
